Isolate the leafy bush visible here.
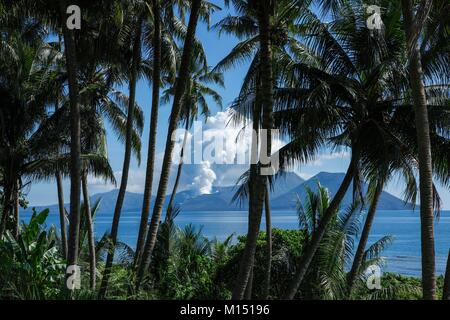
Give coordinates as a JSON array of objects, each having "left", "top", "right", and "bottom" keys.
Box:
[
  {"left": 357, "top": 273, "right": 446, "bottom": 300},
  {"left": 219, "top": 228, "right": 307, "bottom": 299},
  {"left": 147, "top": 222, "right": 233, "bottom": 300},
  {"left": 0, "top": 209, "right": 65, "bottom": 299}
]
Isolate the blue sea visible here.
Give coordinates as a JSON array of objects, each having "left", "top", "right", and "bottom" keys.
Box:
[{"left": 22, "top": 209, "right": 450, "bottom": 277}]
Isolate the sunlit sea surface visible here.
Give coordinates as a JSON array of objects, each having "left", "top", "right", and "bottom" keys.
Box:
[{"left": 22, "top": 209, "right": 450, "bottom": 277}]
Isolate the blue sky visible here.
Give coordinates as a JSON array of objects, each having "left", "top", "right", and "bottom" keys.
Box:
[{"left": 26, "top": 1, "right": 450, "bottom": 209}]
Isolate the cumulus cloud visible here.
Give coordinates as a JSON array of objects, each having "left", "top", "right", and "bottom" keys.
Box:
[{"left": 186, "top": 109, "right": 286, "bottom": 165}]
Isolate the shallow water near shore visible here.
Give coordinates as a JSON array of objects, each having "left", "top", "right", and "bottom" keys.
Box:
[{"left": 21, "top": 209, "right": 450, "bottom": 277}]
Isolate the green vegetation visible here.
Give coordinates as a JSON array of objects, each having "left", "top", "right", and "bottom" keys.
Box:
[
  {"left": 0, "top": 208, "right": 440, "bottom": 300},
  {"left": 0, "top": 209, "right": 65, "bottom": 299},
  {"left": 0, "top": 0, "right": 449, "bottom": 300}
]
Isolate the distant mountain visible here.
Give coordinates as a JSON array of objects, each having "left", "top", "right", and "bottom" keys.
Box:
[
  {"left": 178, "top": 171, "right": 305, "bottom": 211},
  {"left": 271, "top": 172, "right": 413, "bottom": 210},
  {"left": 27, "top": 171, "right": 304, "bottom": 214},
  {"left": 27, "top": 171, "right": 412, "bottom": 214},
  {"left": 90, "top": 190, "right": 146, "bottom": 213}
]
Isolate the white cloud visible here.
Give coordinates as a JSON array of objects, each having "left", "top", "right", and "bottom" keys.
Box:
[
  {"left": 190, "top": 109, "right": 286, "bottom": 165},
  {"left": 308, "top": 151, "right": 350, "bottom": 166},
  {"left": 190, "top": 161, "right": 217, "bottom": 195}
]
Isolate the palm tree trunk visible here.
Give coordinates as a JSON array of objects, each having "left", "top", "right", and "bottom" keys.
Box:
[
  {"left": 99, "top": 20, "right": 142, "bottom": 298},
  {"left": 347, "top": 180, "right": 383, "bottom": 294},
  {"left": 402, "top": 0, "right": 436, "bottom": 300},
  {"left": 0, "top": 167, "right": 14, "bottom": 238},
  {"left": 1, "top": 172, "right": 20, "bottom": 240},
  {"left": 59, "top": 0, "right": 82, "bottom": 279},
  {"left": 244, "top": 267, "right": 254, "bottom": 300},
  {"left": 82, "top": 171, "right": 96, "bottom": 290},
  {"left": 56, "top": 172, "right": 68, "bottom": 259},
  {"left": 232, "top": 2, "right": 273, "bottom": 300},
  {"left": 284, "top": 151, "right": 359, "bottom": 299},
  {"left": 134, "top": 0, "right": 162, "bottom": 267},
  {"left": 232, "top": 119, "right": 263, "bottom": 299},
  {"left": 11, "top": 180, "right": 19, "bottom": 239},
  {"left": 135, "top": 0, "right": 202, "bottom": 290},
  {"left": 165, "top": 115, "right": 190, "bottom": 224},
  {"left": 54, "top": 93, "right": 68, "bottom": 259},
  {"left": 263, "top": 184, "right": 272, "bottom": 299},
  {"left": 443, "top": 250, "right": 450, "bottom": 300},
  {"left": 0, "top": 181, "right": 12, "bottom": 238}
]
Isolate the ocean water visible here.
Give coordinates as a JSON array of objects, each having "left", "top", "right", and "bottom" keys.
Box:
[{"left": 21, "top": 209, "right": 450, "bottom": 277}]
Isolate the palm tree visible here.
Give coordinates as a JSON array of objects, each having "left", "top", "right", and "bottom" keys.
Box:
[
  {"left": 77, "top": 199, "right": 108, "bottom": 292},
  {"left": 272, "top": 0, "right": 449, "bottom": 298},
  {"left": 263, "top": 184, "right": 272, "bottom": 299},
  {"left": 232, "top": 0, "right": 274, "bottom": 298},
  {"left": 58, "top": 0, "right": 83, "bottom": 278},
  {"left": 12, "top": 180, "right": 20, "bottom": 238},
  {"left": 136, "top": 0, "right": 208, "bottom": 290},
  {"left": 401, "top": 0, "right": 435, "bottom": 300},
  {"left": 284, "top": 158, "right": 359, "bottom": 299},
  {"left": 134, "top": 0, "right": 217, "bottom": 269},
  {"left": 333, "top": 0, "right": 450, "bottom": 297},
  {"left": 134, "top": 0, "right": 163, "bottom": 268},
  {"left": 32, "top": 28, "right": 69, "bottom": 260},
  {"left": 35, "top": 91, "right": 122, "bottom": 292},
  {"left": 163, "top": 63, "right": 224, "bottom": 222},
  {"left": 296, "top": 183, "right": 393, "bottom": 300},
  {"left": 54, "top": 92, "right": 68, "bottom": 259},
  {"left": 77, "top": 72, "right": 143, "bottom": 292},
  {"left": 81, "top": 169, "right": 95, "bottom": 289},
  {"left": 2, "top": 0, "right": 109, "bottom": 285},
  {"left": 55, "top": 171, "right": 68, "bottom": 258},
  {"left": 215, "top": 0, "right": 310, "bottom": 298},
  {"left": 347, "top": 180, "right": 384, "bottom": 293},
  {"left": 219, "top": 0, "right": 276, "bottom": 300},
  {"left": 0, "top": 24, "right": 63, "bottom": 239},
  {"left": 99, "top": 8, "right": 145, "bottom": 297},
  {"left": 232, "top": 171, "right": 277, "bottom": 299},
  {"left": 134, "top": 0, "right": 196, "bottom": 263},
  {"left": 54, "top": 1, "right": 145, "bottom": 288}
]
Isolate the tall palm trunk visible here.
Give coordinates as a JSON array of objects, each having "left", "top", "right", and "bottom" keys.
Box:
[
  {"left": 82, "top": 170, "right": 96, "bottom": 290},
  {"left": 232, "top": 1, "right": 273, "bottom": 299},
  {"left": 244, "top": 267, "right": 254, "bottom": 300},
  {"left": 134, "top": 0, "right": 162, "bottom": 267},
  {"left": 136, "top": 0, "right": 202, "bottom": 290},
  {"left": 232, "top": 103, "right": 262, "bottom": 299},
  {"left": 0, "top": 193, "right": 10, "bottom": 237},
  {"left": 347, "top": 180, "right": 383, "bottom": 294},
  {"left": 402, "top": 0, "right": 436, "bottom": 300},
  {"left": 263, "top": 184, "right": 272, "bottom": 299},
  {"left": 99, "top": 20, "right": 142, "bottom": 298},
  {"left": 1, "top": 176, "right": 20, "bottom": 241},
  {"left": 13, "top": 180, "right": 19, "bottom": 239},
  {"left": 54, "top": 95, "right": 68, "bottom": 259},
  {"left": 60, "top": 0, "right": 82, "bottom": 278},
  {"left": 56, "top": 172, "right": 68, "bottom": 259},
  {"left": 165, "top": 115, "right": 190, "bottom": 224},
  {"left": 284, "top": 151, "right": 359, "bottom": 299},
  {"left": 0, "top": 176, "right": 13, "bottom": 238}
]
